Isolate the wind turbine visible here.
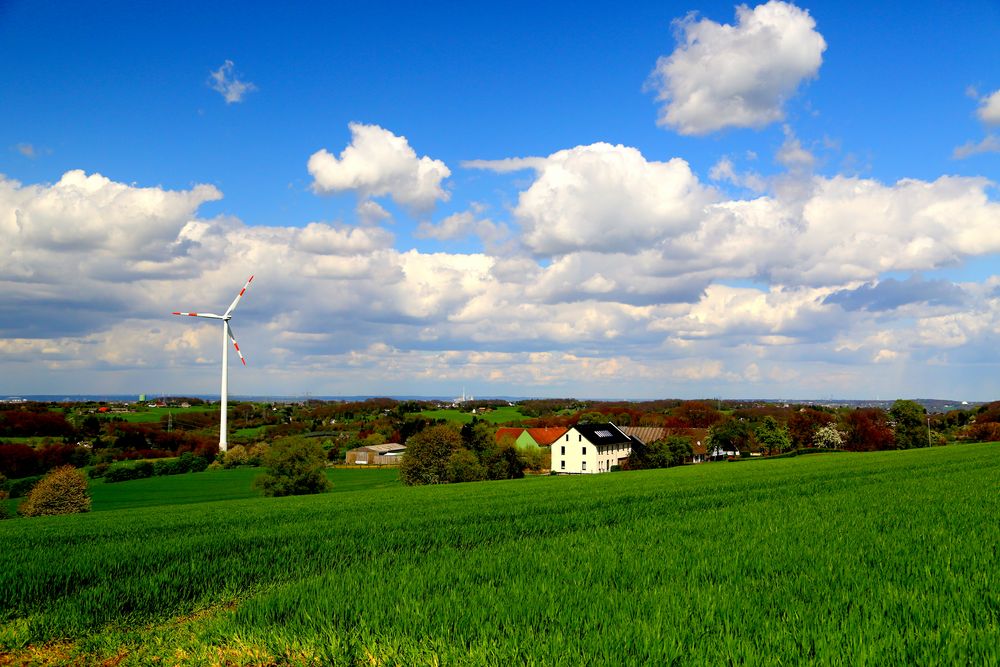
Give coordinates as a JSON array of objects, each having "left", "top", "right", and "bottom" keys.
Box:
[{"left": 172, "top": 275, "right": 254, "bottom": 452}]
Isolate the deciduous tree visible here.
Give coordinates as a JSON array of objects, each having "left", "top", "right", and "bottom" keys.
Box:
[
  {"left": 812, "top": 424, "right": 843, "bottom": 449},
  {"left": 18, "top": 466, "right": 91, "bottom": 517},
  {"left": 399, "top": 424, "right": 462, "bottom": 485},
  {"left": 788, "top": 408, "right": 835, "bottom": 449},
  {"left": 842, "top": 409, "right": 894, "bottom": 451},
  {"left": 890, "top": 400, "right": 928, "bottom": 449},
  {"left": 253, "top": 437, "right": 331, "bottom": 497},
  {"left": 707, "top": 418, "right": 753, "bottom": 456},
  {"left": 755, "top": 416, "right": 792, "bottom": 454}
]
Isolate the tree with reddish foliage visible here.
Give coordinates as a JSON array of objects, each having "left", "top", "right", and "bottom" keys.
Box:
[
  {"left": 966, "top": 422, "right": 1000, "bottom": 442},
  {"left": 974, "top": 401, "right": 1000, "bottom": 424},
  {"left": 671, "top": 401, "right": 723, "bottom": 428},
  {"left": 0, "top": 443, "right": 42, "bottom": 478},
  {"left": 0, "top": 409, "right": 75, "bottom": 438},
  {"left": 788, "top": 408, "right": 836, "bottom": 449},
  {"left": 38, "top": 444, "right": 91, "bottom": 470},
  {"left": 842, "top": 409, "right": 895, "bottom": 452}
]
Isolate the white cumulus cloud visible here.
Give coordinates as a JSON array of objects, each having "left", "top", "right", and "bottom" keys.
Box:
[
  {"left": 976, "top": 89, "right": 1000, "bottom": 126},
  {"left": 308, "top": 123, "right": 451, "bottom": 213},
  {"left": 649, "top": 0, "right": 826, "bottom": 135},
  {"left": 514, "top": 142, "right": 716, "bottom": 255}
]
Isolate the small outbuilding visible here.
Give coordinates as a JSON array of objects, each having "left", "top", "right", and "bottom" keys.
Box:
[{"left": 346, "top": 442, "right": 406, "bottom": 465}]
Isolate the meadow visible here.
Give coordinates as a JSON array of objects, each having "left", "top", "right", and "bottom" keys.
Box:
[
  {"left": 111, "top": 406, "right": 217, "bottom": 424},
  {"left": 414, "top": 405, "right": 528, "bottom": 424},
  {"left": 1, "top": 444, "right": 997, "bottom": 665}
]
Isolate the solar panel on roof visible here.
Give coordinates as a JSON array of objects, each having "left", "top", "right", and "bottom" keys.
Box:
[{"left": 595, "top": 430, "right": 613, "bottom": 438}]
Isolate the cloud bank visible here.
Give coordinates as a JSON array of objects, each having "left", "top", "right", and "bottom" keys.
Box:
[{"left": 4, "top": 131, "right": 1000, "bottom": 397}]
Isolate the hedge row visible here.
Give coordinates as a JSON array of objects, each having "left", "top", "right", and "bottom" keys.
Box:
[{"left": 100, "top": 453, "right": 210, "bottom": 483}]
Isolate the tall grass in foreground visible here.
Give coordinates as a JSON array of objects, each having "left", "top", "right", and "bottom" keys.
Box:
[{"left": 1, "top": 444, "right": 997, "bottom": 665}]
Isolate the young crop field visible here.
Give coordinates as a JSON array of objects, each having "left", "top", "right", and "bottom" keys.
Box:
[
  {"left": 1, "top": 444, "right": 998, "bottom": 665},
  {"left": 414, "top": 405, "right": 528, "bottom": 424},
  {"left": 109, "top": 406, "right": 217, "bottom": 424}
]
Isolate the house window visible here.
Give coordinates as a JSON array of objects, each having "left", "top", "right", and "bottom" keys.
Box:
[
  {"left": 578, "top": 434, "right": 582, "bottom": 441},
  {"left": 582, "top": 461, "right": 587, "bottom": 471},
  {"left": 560, "top": 460, "right": 565, "bottom": 470},
  {"left": 582, "top": 447, "right": 586, "bottom": 455},
  {"left": 565, "top": 434, "right": 569, "bottom": 441},
  {"left": 560, "top": 445, "right": 565, "bottom": 455}
]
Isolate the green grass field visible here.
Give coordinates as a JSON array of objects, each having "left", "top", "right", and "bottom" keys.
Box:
[
  {"left": 414, "top": 405, "right": 528, "bottom": 424},
  {"left": 232, "top": 425, "right": 267, "bottom": 439},
  {"left": 1, "top": 444, "right": 998, "bottom": 665},
  {"left": 4, "top": 466, "right": 399, "bottom": 515},
  {"left": 100, "top": 406, "right": 218, "bottom": 424}
]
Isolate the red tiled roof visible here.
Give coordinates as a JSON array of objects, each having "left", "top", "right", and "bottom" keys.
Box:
[
  {"left": 495, "top": 427, "right": 526, "bottom": 443},
  {"left": 525, "top": 427, "right": 568, "bottom": 446}
]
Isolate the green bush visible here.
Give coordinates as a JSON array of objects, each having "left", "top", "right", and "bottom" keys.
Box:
[
  {"left": 5, "top": 475, "right": 44, "bottom": 499},
  {"left": 103, "top": 465, "right": 137, "bottom": 483},
  {"left": 445, "top": 449, "right": 487, "bottom": 483},
  {"left": 223, "top": 445, "right": 249, "bottom": 468},
  {"left": 400, "top": 425, "right": 461, "bottom": 485},
  {"left": 154, "top": 459, "right": 181, "bottom": 476},
  {"left": 18, "top": 466, "right": 91, "bottom": 517},
  {"left": 88, "top": 463, "right": 110, "bottom": 479},
  {"left": 104, "top": 462, "right": 155, "bottom": 483},
  {"left": 188, "top": 455, "right": 209, "bottom": 473},
  {"left": 176, "top": 452, "right": 197, "bottom": 473},
  {"left": 253, "top": 437, "right": 331, "bottom": 497},
  {"left": 133, "top": 461, "right": 154, "bottom": 478}
]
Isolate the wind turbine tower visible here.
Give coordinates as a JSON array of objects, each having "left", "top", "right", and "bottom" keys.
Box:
[{"left": 172, "top": 275, "right": 254, "bottom": 452}]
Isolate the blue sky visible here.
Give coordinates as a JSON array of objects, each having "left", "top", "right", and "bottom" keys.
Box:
[{"left": 1, "top": 0, "right": 999, "bottom": 399}]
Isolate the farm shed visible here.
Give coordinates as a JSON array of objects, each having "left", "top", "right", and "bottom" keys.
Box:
[
  {"left": 620, "top": 426, "right": 709, "bottom": 464},
  {"left": 346, "top": 442, "right": 406, "bottom": 465}
]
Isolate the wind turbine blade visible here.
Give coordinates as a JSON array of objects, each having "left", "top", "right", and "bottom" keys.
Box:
[
  {"left": 224, "top": 274, "right": 254, "bottom": 317},
  {"left": 172, "top": 312, "right": 225, "bottom": 319},
  {"left": 227, "top": 322, "right": 247, "bottom": 366}
]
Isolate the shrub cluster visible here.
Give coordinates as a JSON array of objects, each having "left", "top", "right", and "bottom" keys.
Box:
[
  {"left": 400, "top": 423, "right": 526, "bottom": 486},
  {"left": 103, "top": 453, "right": 210, "bottom": 483},
  {"left": 222, "top": 444, "right": 269, "bottom": 468},
  {"left": 253, "top": 437, "right": 331, "bottom": 497},
  {"left": 1, "top": 474, "right": 45, "bottom": 499}
]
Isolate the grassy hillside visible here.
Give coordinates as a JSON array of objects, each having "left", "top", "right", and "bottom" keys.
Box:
[
  {"left": 110, "top": 406, "right": 217, "bottom": 424},
  {"left": 414, "top": 405, "right": 528, "bottom": 424},
  {"left": 1, "top": 445, "right": 998, "bottom": 665},
  {"left": 3, "top": 466, "right": 399, "bottom": 516},
  {"left": 89, "top": 466, "right": 399, "bottom": 512}
]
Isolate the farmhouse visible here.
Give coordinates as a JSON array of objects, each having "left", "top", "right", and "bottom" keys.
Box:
[
  {"left": 495, "top": 426, "right": 567, "bottom": 450},
  {"left": 553, "top": 423, "right": 633, "bottom": 474},
  {"left": 346, "top": 442, "right": 406, "bottom": 465},
  {"left": 620, "top": 426, "right": 710, "bottom": 464}
]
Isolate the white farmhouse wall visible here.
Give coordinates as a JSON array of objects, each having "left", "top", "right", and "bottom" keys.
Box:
[{"left": 554, "top": 427, "right": 631, "bottom": 474}]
